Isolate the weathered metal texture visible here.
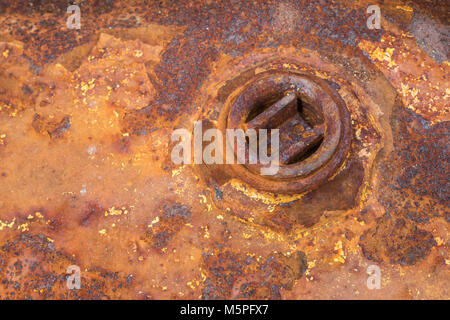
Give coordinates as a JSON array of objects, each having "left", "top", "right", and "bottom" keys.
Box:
[
  {"left": 221, "top": 70, "right": 351, "bottom": 193},
  {"left": 0, "top": 0, "right": 448, "bottom": 300}
]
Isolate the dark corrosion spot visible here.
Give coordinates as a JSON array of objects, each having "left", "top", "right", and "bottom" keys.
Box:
[
  {"left": 359, "top": 214, "right": 436, "bottom": 266},
  {"left": 201, "top": 247, "right": 306, "bottom": 299},
  {"left": 141, "top": 202, "right": 191, "bottom": 252},
  {"left": 214, "top": 185, "right": 223, "bottom": 201},
  {"left": 378, "top": 104, "right": 449, "bottom": 223},
  {"left": 121, "top": 108, "right": 158, "bottom": 136},
  {"left": 79, "top": 202, "right": 105, "bottom": 227},
  {"left": 21, "top": 84, "right": 34, "bottom": 95},
  {"left": 32, "top": 114, "right": 71, "bottom": 140}
]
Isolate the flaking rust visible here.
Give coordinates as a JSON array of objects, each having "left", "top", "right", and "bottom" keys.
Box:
[{"left": 0, "top": 0, "right": 448, "bottom": 300}]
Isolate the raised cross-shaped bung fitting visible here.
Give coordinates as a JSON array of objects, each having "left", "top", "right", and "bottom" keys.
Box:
[{"left": 226, "top": 71, "right": 351, "bottom": 194}]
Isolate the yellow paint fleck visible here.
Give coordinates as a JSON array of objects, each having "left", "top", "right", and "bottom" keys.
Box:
[
  {"left": 333, "top": 240, "right": 346, "bottom": 264},
  {"left": 199, "top": 194, "right": 207, "bottom": 203},
  {"left": 105, "top": 206, "right": 127, "bottom": 216},
  {"left": 172, "top": 166, "right": 183, "bottom": 177},
  {"left": 230, "top": 179, "right": 303, "bottom": 205},
  {"left": 80, "top": 79, "right": 96, "bottom": 95},
  {"left": 435, "top": 237, "right": 444, "bottom": 246},
  {"left": 17, "top": 223, "right": 29, "bottom": 232},
  {"left": 396, "top": 5, "right": 413, "bottom": 12},
  {"left": 148, "top": 216, "right": 160, "bottom": 228},
  {"left": 243, "top": 232, "right": 252, "bottom": 239},
  {"left": 371, "top": 47, "right": 396, "bottom": 68},
  {"left": 203, "top": 226, "right": 210, "bottom": 239},
  {"left": 186, "top": 281, "right": 196, "bottom": 290},
  {"left": 0, "top": 218, "right": 15, "bottom": 231}
]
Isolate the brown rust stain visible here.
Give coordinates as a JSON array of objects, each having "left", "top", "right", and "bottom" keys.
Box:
[
  {"left": 141, "top": 202, "right": 192, "bottom": 252},
  {"left": 32, "top": 114, "right": 71, "bottom": 139},
  {"left": 360, "top": 215, "right": 436, "bottom": 265},
  {"left": 0, "top": 0, "right": 448, "bottom": 300},
  {"left": 0, "top": 233, "right": 135, "bottom": 299}
]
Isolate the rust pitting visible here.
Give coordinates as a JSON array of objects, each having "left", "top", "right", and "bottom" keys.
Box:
[
  {"left": 202, "top": 247, "right": 307, "bottom": 300},
  {"left": 359, "top": 215, "right": 437, "bottom": 266},
  {"left": 0, "top": 0, "right": 448, "bottom": 300},
  {"left": 377, "top": 105, "right": 449, "bottom": 224},
  {"left": 32, "top": 114, "right": 71, "bottom": 139},
  {"left": 141, "top": 202, "right": 192, "bottom": 253},
  {"left": 0, "top": 233, "right": 134, "bottom": 299}
]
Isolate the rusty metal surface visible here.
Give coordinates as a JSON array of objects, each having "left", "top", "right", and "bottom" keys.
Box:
[
  {"left": 223, "top": 70, "right": 351, "bottom": 193},
  {"left": 0, "top": 0, "right": 448, "bottom": 299}
]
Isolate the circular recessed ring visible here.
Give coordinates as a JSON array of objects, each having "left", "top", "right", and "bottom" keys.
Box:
[{"left": 221, "top": 70, "right": 351, "bottom": 194}]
